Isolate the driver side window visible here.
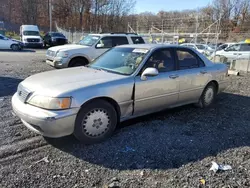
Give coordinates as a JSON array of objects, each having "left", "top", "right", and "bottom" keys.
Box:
[
  {"left": 142, "top": 49, "right": 175, "bottom": 73},
  {"left": 0, "top": 36, "right": 4, "bottom": 40},
  {"left": 226, "top": 44, "right": 240, "bottom": 51},
  {"left": 96, "top": 37, "right": 113, "bottom": 48}
]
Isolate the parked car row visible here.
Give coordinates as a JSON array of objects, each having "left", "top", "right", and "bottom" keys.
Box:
[
  {"left": 20, "top": 25, "right": 67, "bottom": 48},
  {"left": 46, "top": 33, "right": 146, "bottom": 68}
]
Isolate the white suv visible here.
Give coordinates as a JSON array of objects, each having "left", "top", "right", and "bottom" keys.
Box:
[{"left": 46, "top": 33, "right": 145, "bottom": 68}]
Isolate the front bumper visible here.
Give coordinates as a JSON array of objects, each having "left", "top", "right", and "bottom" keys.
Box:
[
  {"left": 12, "top": 93, "right": 79, "bottom": 138},
  {"left": 24, "top": 42, "right": 43, "bottom": 48},
  {"left": 46, "top": 59, "right": 68, "bottom": 68},
  {"left": 46, "top": 55, "right": 69, "bottom": 68}
]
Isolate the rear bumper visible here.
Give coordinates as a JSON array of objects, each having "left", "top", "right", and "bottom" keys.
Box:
[
  {"left": 51, "top": 41, "right": 67, "bottom": 46},
  {"left": 12, "top": 93, "right": 79, "bottom": 138}
]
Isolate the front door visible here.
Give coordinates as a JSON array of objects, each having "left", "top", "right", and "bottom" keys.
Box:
[
  {"left": 134, "top": 48, "right": 179, "bottom": 115},
  {"left": 174, "top": 48, "right": 210, "bottom": 104}
]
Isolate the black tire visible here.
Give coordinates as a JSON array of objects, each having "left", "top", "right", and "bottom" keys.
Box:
[
  {"left": 11, "top": 44, "right": 19, "bottom": 51},
  {"left": 74, "top": 99, "right": 118, "bottom": 144},
  {"left": 69, "top": 58, "right": 88, "bottom": 67},
  {"left": 196, "top": 83, "right": 216, "bottom": 108}
]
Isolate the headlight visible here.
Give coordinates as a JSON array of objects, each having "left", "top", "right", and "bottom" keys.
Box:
[
  {"left": 24, "top": 38, "right": 28, "bottom": 42},
  {"left": 52, "top": 38, "right": 56, "bottom": 41},
  {"left": 56, "top": 51, "right": 69, "bottom": 58},
  {"left": 27, "top": 95, "right": 71, "bottom": 110}
]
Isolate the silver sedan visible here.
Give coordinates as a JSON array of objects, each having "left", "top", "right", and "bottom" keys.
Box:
[{"left": 12, "top": 44, "right": 229, "bottom": 144}]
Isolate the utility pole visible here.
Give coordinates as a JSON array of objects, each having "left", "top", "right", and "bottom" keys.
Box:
[
  {"left": 49, "top": 0, "right": 52, "bottom": 32},
  {"left": 161, "top": 19, "right": 164, "bottom": 43},
  {"left": 195, "top": 13, "right": 199, "bottom": 44},
  {"left": 136, "top": 21, "right": 139, "bottom": 34}
]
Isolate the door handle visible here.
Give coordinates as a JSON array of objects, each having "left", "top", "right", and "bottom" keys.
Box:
[
  {"left": 233, "top": 53, "right": 237, "bottom": 55},
  {"left": 169, "top": 75, "right": 179, "bottom": 79},
  {"left": 200, "top": 70, "right": 207, "bottom": 74},
  {"left": 238, "top": 53, "right": 242, "bottom": 55}
]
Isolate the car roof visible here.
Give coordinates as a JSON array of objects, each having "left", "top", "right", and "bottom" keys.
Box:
[
  {"left": 116, "top": 44, "right": 183, "bottom": 50},
  {"left": 89, "top": 33, "right": 139, "bottom": 37}
]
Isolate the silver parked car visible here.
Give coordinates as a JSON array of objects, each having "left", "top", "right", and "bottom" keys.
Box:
[{"left": 12, "top": 44, "right": 229, "bottom": 144}]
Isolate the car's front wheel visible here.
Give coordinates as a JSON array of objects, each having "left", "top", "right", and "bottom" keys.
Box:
[{"left": 74, "top": 99, "right": 118, "bottom": 144}]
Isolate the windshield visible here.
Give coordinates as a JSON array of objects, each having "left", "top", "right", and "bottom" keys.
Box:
[
  {"left": 196, "top": 44, "right": 206, "bottom": 50},
  {"left": 51, "top": 33, "right": 65, "bottom": 37},
  {"left": 79, "top": 35, "right": 100, "bottom": 46},
  {"left": 23, "top": 31, "right": 40, "bottom": 36},
  {"left": 89, "top": 48, "right": 149, "bottom": 75}
]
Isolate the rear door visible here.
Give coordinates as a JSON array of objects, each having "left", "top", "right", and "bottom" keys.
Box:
[
  {"left": 174, "top": 48, "right": 210, "bottom": 104},
  {"left": 238, "top": 43, "right": 250, "bottom": 60}
]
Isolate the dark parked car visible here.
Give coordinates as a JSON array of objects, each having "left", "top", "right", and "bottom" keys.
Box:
[{"left": 43, "top": 32, "right": 68, "bottom": 47}]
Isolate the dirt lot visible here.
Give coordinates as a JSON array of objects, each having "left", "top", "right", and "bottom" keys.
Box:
[{"left": 0, "top": 50, "right": 250, "bottom": 188}]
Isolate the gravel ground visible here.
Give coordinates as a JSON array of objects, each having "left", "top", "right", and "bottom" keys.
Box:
[{"left": 0, "top": 50, "right": 249, "bottom": 188}]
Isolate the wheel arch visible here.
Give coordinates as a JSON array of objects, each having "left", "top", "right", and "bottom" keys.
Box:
[
  {"left": 205, "top": 80, "right": 219, "bottom": 94},
  {"left": 80, "top": 97, "right": 121, "bottom": 122},
  {"left": 68, "top": 55, "right": 90, "bottom": 67}
]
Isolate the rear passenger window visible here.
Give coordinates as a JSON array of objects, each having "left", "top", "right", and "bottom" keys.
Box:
[
  {"left": 143, "top": 49, "right": 175, "bottom": 73},
  {"left": 240, "top": 44, "right": 250, "bottom": 51},
  {"left": 131, "top": 37, "right": 145, "bottom": 44},
  {"left": 177, "top": 50, "right": 204, "bottom": 70},
  {"left": 112, "top": 37, "right": 129, "bottom": 46}
]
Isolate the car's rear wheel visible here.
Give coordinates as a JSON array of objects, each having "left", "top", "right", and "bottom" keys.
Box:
[
  {"left": 74, "top": 99, "right": 117, "bottom": 144},
  {"left": 196, "top": 83, "right": 216, "bottom": 108},
  {"left": 11, "top": 44, "right": 20, "bottom": 51},
  {"left": 69, "top": 58, "right": 88, "bottom": 67}
]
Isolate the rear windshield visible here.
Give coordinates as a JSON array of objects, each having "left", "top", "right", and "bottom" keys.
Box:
[{"left": 51, "top": 33, "right": 65, "bottom": 37}]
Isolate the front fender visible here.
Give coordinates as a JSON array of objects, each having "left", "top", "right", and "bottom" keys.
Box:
[
  {"left": 70, "top": 77, "right": 135, "bottom": 118},
  {"left": 68, "top": 53, "right": 92, "bottom": 63}
]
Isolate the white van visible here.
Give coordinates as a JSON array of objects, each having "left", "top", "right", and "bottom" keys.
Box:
[{"left": 20, "top": 25, "right": 43, "bottom": 48}]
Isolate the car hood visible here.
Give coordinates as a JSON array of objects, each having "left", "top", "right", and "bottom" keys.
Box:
[
  {"left": 11, "top": 39, "right": 22, "bottom": 43},
  {"left": 20, "top": 67, "right": 125, "bottom": 96},
  {"left": 48, "top": 44, "right": 90, "bottom": 52}
]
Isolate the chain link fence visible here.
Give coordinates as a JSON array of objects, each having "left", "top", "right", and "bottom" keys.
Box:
[{"left": 56, "top": 23, "right": 88, "bottom": 43}]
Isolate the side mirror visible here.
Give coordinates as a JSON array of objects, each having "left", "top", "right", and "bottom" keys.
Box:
[
  {"left": 96, "top": 43, "right": 104, "bottom": 48},
  {"left": 224, "top": 48, "right": 229, "bottom": 51},
  {"left": 141, "top": 67, "right": 159, "bottom": 81}
]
